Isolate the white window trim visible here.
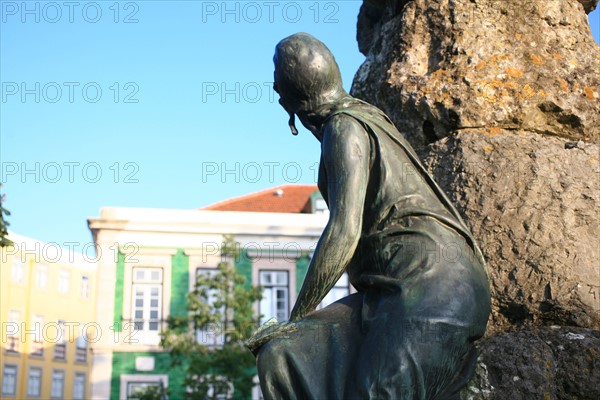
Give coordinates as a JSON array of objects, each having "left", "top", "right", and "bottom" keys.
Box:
[
  {"left": 36, "top": 264, "right": 48, "bottom": 289},
  {"left": 6, "top": 310, "right": 20, "bottom": 353},
  {"left": 27, "top": 367, "right": 42, "bottom": 397},
  {"left": 195, "top": 268, "right": 225, "bottom": 347},
  {"left": 317, "top": 273, "right": 352, "bottom": 310},
  {"left": 258, "top": 270, "right": 290, "bottom": 324},
  {"left": 119, "top": 374, "right": 168, "bottom": 400},
  {"left": 80, "top": 275, "right": 90, "bottom": 299},
  {"left": 72, "top": 372, "right": 86, "bottom": 400},
  {"left": 131, "top": 269, "right": 163, "bottom": 344},
  {"left": 50, "top": 369, "right": 65, "bottom": 399},
  {"left": 251, "top": 256, "right": 296, "bottom": 321},
  {"left": 30, "top": 316, "right": 44, "bottom": 356},
  {"left": 58, "top": 270, "right": 70, "bottom": 294},
  {"left": 11, "top": 259, "right": 24, "bottom": 284},
  {"left": 2, "top": 364, "right": 18, "bottom": 396},
  {"left": 121, "top": 253, "right": 173, "bottom": 348}
]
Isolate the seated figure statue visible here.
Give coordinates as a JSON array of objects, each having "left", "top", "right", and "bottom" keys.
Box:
[{"left": 247, "top": 32, "right": 491, "bottom": 400}]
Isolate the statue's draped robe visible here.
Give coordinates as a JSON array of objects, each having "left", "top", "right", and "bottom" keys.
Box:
[{"left": 257, "top": 99, "right": 491, "bottom": 400}]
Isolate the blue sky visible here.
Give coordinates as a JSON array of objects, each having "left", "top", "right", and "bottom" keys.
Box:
[{"left": 1, "top": 1, "right": 599, "bottom": 250}]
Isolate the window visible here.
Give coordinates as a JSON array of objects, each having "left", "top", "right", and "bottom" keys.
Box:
[
  {"left": 58, "top": 270, "right": 70, "bottom": 294},
  {"left": 310, "top": 191, "right": 329, "bottom": 214},
  {"left": 27, "top": 367, "right": 42, "bottom": 397},
  {"left": 30, "top": 316, "right": 44, "bottom": 357},
  {"left": 51, "top": 370, "right": 65, "bottom": 399},
  {"left": 75, "top": 335, "right": 87, "bottom": 362},
  {"left": 80, "top": 276, "right": 89, "bottom": 299},
  {"left": 195, "top": 268, "right": 225, "bottom": 346},
  {"left": 131, "top": 268, "right": 163, "bottom": 343},
  {"left": 259, "top": 271, "right": 289, "bottom": 324},
  {"left": 6, "top": 310, "right": 20, "bottom": 353},
  {"left": 72, "top": 373, "right": 86, "bottom": 400},
  {"left": 11, "top": 259, "right": 24, "bottom": 283},
  {"left": 1, "top": 365, "right": 17, "bottom": 396},
  {"left": 120, "top": 375, "right": 168, "bottom": 400},
  {"left": 36, "top": 264, "right": 48, "bottom": 289},
  {"left": 127, "top": 381, "right": 163, "bottom": 400},
  {"left": 189, "top": 375, "right": 231, "bottom": 400},
  {"left": 318, "top": 273, "right": 351, "bottom": 309},
  {"left": 54, "top": 321, "right": 66, "bottom": 360},
  {"left": 252, "top": 375, "right": 263, "bottom": 400}
]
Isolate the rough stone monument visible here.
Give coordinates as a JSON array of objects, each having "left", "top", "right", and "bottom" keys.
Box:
[{"left": 351, "top": 0, "right": 599, "bottom": 398}]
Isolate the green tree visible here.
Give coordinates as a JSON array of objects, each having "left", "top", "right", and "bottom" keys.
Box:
[
  {"left": 161, "top": 236, "right": 263, "bottom": 399},
  {"left": 0, "top": 184, "right": 12, "bottom": 247}
]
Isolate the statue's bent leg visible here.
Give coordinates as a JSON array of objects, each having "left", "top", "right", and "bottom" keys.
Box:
[{"left": 257, "top": 293, "right": 363, "bottom": 400}]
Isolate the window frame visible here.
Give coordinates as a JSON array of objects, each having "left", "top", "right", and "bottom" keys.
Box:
[
  {"left": 1, "top": 364, "right": 18, "bottom": 397},
  {"left": 53, "top": 320, "right": 67, "bottom": 360},
  {"left": 35, "top": 264, "right": 48, "bottom": 289},
  {"left": 58, "top": 270, "right": 70, "bottom": 294},
  {"left": 30, "top": 316, "right": 44, "bottom": 357},
  {"left": 5, "top": 310, "right": 20, "bottom": 353},
  {"left": 317, "top": 273, "right": 351, "bottom": 310},
  {"left": 130, "top": 267, "right": 164, "bottom": 344},
  {"left": 72, "top": 372, "right": 86, "bottom": 400},
  {"left": 11, "top": 259, "right": 24, "bottom": 284},
  {"left": 80, "top": 275, "right": 90, "bottom": 299},
  {"left": 50, "top": 369, "right": 65, "bottom": 399},
  {"left": 194, "top": 268, "right": 225, "bottom": 347},
  {"left": 258, "top": 270, "right": 290, "bottom": 324},
  {"left": 75, "top": 333, "right": 88, "bottom": 363},
  {"left": 26, "top": 367, "right": 42, "bottom": 398},
  {"left": 119, "top": 374, "right": 168, "bottom": 400}
]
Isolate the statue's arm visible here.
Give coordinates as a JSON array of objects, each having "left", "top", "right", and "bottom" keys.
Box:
[{"left": 289, "top": 115, "right": 370, "bottom": 321}]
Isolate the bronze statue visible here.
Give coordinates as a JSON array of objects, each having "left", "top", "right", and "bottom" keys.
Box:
[{"left": 247, "top": 33, "right": 491, "bottom": 400}]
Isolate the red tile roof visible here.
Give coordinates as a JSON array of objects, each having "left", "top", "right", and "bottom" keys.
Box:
[{"left": 202, "top": 184, "right": 320, "bottom": 213}]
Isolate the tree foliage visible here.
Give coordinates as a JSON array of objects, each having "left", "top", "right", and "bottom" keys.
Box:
[
  {"left": 160, "top": 236, "right": 263, "bottom": 399},
  {"left": 0, "top": 184, "right": 12, "bottom": 247}
]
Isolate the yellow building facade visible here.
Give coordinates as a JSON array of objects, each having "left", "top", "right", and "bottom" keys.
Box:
[{"left": 1, "top": 232, "right": 97, "bottom": 399}]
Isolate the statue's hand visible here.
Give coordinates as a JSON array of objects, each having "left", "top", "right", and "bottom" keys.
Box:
[{"left": 245, "top": 318, "right": 298, "bottom": 356}]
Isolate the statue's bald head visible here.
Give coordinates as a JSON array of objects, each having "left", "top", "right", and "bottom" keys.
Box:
[{"left": 274, "top": 33, "right": 344, "bottom": 113}]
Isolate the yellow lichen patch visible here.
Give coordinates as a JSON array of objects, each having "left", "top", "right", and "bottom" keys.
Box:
[
  {"left": 488, "top": 127, "right": 501, "bottom": 136},
  {"left": 569, "top": 59, "right": 578, "bottom": 67},
  {"left": 504, "top": 80, "right": 520, "bottom": 90},
  {"left": 584, "top": 87, "right": 596, "bottom": 100},
  {"left": 515, "top": 33, "right": 523, "bottom": 40},
  {"left": 498, "top": 54, "right": 509, "bottom": 61},
  {"left": 558, "top": 78, "right": 568, "bottom": 92},
  {"left": 475, "top": 61, "right": 487, "bottom": 70},
  {"left": 538, "top": 89, "right": 548, "bottom": 97},
  {"left": 522, "top": 84, "right": 536, "bottom": 98},
  {"left": 429, "top": 69, "right": 447, "bottom": 82},
  {"left": 483, "top": 145, "right": 494, "bottom": 153},
  {"left": 553, "top": 53, "right": 561, "bottom": 60},
  {"left": 484, "top": 94, "right": 497, "bottom": 103},
  {"left": 506, "top": 67, "right": 524, "bottom": 78},
  {"left": 574, "top": 83, "right": 580, "bottom": 90},
  {"left": 530, "top": 54, "right": 545, "bottom": 65}
]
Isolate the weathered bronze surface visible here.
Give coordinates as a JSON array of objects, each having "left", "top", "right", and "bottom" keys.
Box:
[{"left": 248, "top": 33, "right": 491, "bottom": 400}]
